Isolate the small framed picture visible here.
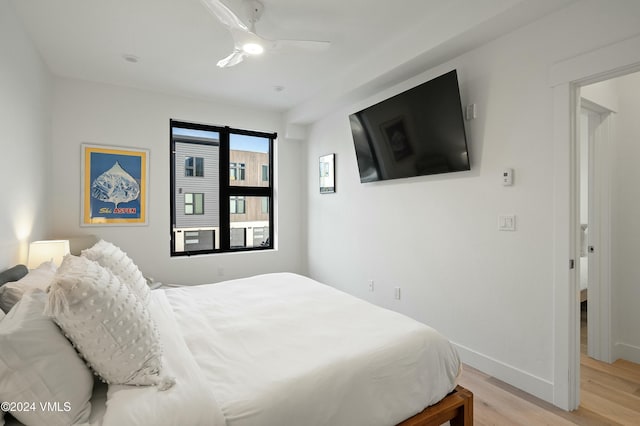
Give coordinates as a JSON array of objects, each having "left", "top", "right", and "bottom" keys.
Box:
[
  {"left": 319, "top": 153, "right": 336, "bottom": 194},
  {"left": 81, "top": 144, "right": 149, "bottom": 226}
]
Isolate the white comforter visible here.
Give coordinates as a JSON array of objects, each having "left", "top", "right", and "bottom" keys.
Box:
[
  {"left": 99, "top": 273, "right": 461, "bottom": 426},
  {"left": 99, "top": 288, "right": 226, "bottom": 426}
]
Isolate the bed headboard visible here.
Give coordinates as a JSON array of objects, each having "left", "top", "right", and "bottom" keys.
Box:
[
  {"left": 69, "top": 235, "right": 99, "bottom": 255},
  {"left": 0, "top": 264, "right": 28, "bottom": 286}
]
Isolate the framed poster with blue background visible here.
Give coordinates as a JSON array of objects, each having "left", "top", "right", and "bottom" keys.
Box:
[{"left": 81, "top": 144, "right": 149, "bottom": 225}]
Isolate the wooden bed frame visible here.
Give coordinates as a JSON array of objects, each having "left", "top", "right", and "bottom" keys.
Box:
[{"left": 397, "top": 385, "right": 473, "bottom": 426}]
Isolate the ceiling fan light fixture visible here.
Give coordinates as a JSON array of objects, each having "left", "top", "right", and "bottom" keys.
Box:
[
  {"left": 202, "top": 0, "right": 331, "bottom": 68},
  {"left": 242, "top": 42, "right": 264, "bottom": 55}
]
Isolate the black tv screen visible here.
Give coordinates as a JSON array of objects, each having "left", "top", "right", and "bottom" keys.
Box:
[{"left": 349, "top": 70, "right": 470, "bottom": 182}]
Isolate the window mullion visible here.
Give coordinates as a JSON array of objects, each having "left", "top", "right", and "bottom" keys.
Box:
[{"left": 219, "top": 128, "right": 231, "bottom": 251}]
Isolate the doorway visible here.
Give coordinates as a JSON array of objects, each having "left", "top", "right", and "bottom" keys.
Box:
[
  {"left": 573, "top": 70, "right": 640, "bottom": 411},
  {"left": 549, "top": 33, "right": 640, "bottom": 411},
  {"left": 576, "top": 96, "right": 612, "bottom": 364}
]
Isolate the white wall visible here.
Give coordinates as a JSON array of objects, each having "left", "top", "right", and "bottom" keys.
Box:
[
  {"left": 581, "top": 79, "right": 619, "bottom": 112},
  {"left": 578, "top": 110, "right": 589, "bottom": 224},
  {"left": 304, "top": 0, "right": 640, "bottom": 403},
  {"left": 580, "top": 79, "right": 621, "bottom": 225},
  {"left": 49, "top": 78, "right": 307, "bottom": 284},
  {"left": 610, "top": 71, "right": 640, "bottom": 363},
  {"left": 0, "top": 0, "right": 52, "bottom": 269}
]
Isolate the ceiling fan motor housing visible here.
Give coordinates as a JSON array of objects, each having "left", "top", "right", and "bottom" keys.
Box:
[{"left": 245, "top": 0, "right": 264, "bottom": 24}]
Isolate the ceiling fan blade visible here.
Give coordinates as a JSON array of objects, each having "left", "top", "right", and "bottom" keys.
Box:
[
  {"left": 200, "top": 0, "right": 249, "bottom": 32},
  {"left": 271, "top": 39, "right": 331, "bottom": 51},
  {"left": 216, "top": 49, "right": 248, "bottom": 68}
]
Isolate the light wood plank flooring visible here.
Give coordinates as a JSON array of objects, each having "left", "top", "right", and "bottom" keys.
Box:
[
  {"left": 457, "top": 358, "right": 640, "bottom": 425},
  {"left": 454, "top": 303, "right": 640, "bottom": 425}
]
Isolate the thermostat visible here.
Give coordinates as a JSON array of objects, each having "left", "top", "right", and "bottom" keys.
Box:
[{"left": 502, "top": 168, "right": 514, "bottom": 186}]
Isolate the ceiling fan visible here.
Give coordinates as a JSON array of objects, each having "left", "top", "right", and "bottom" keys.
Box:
[{"left": 200, "top": 0, "right": 331, "bottom": 68}]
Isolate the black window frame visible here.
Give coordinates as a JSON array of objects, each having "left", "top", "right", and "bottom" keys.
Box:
[
  {"left": 184, "top": 193, "right": 204, "bottom": 215},
  {"left": 185, "top": 156, "right": 204, "bottom": 177},
  {"left": 170, "top": 119, "right": 275, "bottom": 256}
]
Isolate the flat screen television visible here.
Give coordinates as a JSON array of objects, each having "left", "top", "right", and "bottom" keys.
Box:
[{"left": 349, "top": 70, "right": 470, "bottom": 183}]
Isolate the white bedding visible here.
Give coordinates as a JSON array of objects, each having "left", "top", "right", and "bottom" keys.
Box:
[
  {"left": 86, "top": 272, "right": 460, "bottom": 426},
  {"left": 5, "top": 289, "right": 226, "bottom": 426},
  {"left": 164, "top": 273, "right": 460, "bottom": 426},
  {"left": 96, "top": 289, "right": 226, "bottom": 426}
]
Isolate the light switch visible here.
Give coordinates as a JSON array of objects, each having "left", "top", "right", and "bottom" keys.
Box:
[{"left": 499, "top": 215, "right": 516, "bottom": 231}]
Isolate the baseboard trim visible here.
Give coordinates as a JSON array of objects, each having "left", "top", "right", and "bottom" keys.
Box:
[
  {"left": 614, "top": 342, "right": 640, "bottom": 364},
  {"left": 453, "top": 342, "right": 554, "bottom": 404}
]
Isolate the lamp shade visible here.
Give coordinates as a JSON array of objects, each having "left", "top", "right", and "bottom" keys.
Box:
[{"left": 27, "top": 240, "right": 70, "bottom": 269}]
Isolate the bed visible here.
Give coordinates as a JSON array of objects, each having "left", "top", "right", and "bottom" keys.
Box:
[{"left": 0, "top": 242, "right": 471, "bottom": 426}]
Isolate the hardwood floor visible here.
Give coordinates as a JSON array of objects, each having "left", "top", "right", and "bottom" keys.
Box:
[
  {"left": 457, "top": 360, "right": 640, "bottom": 425},
  {"left": 455, "top": 304, "right": 640, "bottom": 425}
]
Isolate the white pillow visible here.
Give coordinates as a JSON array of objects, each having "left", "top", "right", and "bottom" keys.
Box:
[
  {"left": 0, "top": 261, "right": 57, "bottom": 313},
  {"left": 46, "top": 255, "right": 173, "bottom": 389},
  {"left": 0, "top": 291, "right": 94, "bottom": 426},
  {"left": 81, "top": 240, "right": 151, "bottom": 305}
]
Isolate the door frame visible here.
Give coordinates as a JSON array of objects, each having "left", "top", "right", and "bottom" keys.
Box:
[{"left": 550, "top": 33, "right": 640, "bottom": 410}]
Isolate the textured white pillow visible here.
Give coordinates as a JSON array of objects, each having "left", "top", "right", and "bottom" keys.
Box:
[
  {"left": 46, "top": 255, "right": 173, "bottom": 389},
  {"left": 82, "top": 240, "right": 151, "bottom": 305},
  {"left": 0, "top": 261, "right": 57, "bottom": 313},
  {"left": 0, "top": 291, "right": 94, "bottom": 426}
]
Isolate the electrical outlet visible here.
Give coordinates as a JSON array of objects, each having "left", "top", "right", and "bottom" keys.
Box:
[
  {"left": 394, "top": 287, "right": 401, "bottom": 300},
  {"left": 368, "top": 280, "right": 375, "bottom": 292},
  {"left": 499, "top": 215, "right": 516, "bottom": 231}
]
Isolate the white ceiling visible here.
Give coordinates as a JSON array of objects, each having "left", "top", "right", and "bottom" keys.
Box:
[{"left": 11, "top": 0, "right": 574, "bottom": 122}]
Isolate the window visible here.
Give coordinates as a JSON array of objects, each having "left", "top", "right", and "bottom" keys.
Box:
[
  {"left": 184, "top": 193, "right": 204, "bottom": 215},
  {"left": 230, "top": 162, "right": 245, "bottom": 181},
  {"left": 252, "top": 227, "right": 269, "bottom": 247},
  {"left": 180, "top": 229, "right": 215, "bottom": 252},
  {"left": 185, "top": 157, "right": 204, "bottom": 177},
  {"left": 230, "top": 228, "right": 246, "bottom": 248},
  {"left": 230, "top": 196, "right": 245, "bottom": 214},
  {"left": 170, "top": 120, "right": 274, "bottom": 255}
]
